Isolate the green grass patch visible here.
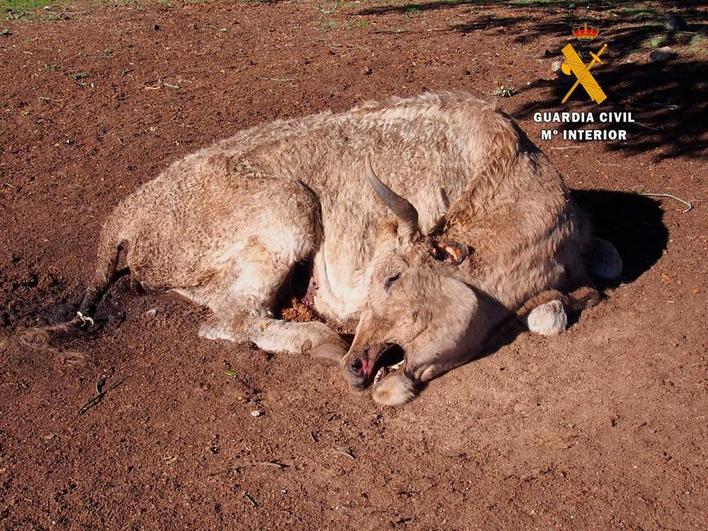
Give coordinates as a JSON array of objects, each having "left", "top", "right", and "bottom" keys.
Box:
[
  {"left": 4, "top": 0, "right": 58, "bottom": 11},
  {"left": 608, "top": 5, "right": 664, "bottom": 22},
  {"left": 4, "top": 0, "right": 62, "bottom": 18},
  {"left": 508, "top": 0, "right": 563, "bottom": 5},
  {"left": 320, "top": 19, "right": 337, "bottom": 31},
  {"left": 644, "top": 35, "right": 667, "bottom": 49},
  {"left": 68, "top": 70, "right": 89, "bottom": 81},
  {"left": 404, "top": 4, "right": 421, "bottom": 17},
  {"left": 688, "top": 33, "right": 705, "bottom": 47},
  {"left": 493, "top": 85, "right": 517, "bottom": 98},
  {"left": 347, "top": 19, "right": 368, "bottom": 30}
]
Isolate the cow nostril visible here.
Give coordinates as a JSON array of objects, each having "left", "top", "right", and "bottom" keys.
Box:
[{"left": 349, "top": 358, "right": 363, "bottom": 373}]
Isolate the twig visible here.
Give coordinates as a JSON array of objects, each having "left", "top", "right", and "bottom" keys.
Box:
[
  {"left": 256, "top": 461, "right": 288, "bottom": 470},
  {"left": 639, "top": 192, "right": 693, "bottom": 213},
  {"left": 329, "top": 42, "right": 372, "bottom": 53},
  {"left": 230, "top": 460, "right": 289, "bottom": 472},
  {"left": 257, "top": 76, "right": 295, "bottom": 83},
  {"left": 624, "top": 99, "right": 678, "bottom": 111},
  {"left": 633, "top": 121, "right": 663, "bottom": 132},
  {"left": 77, "top": 371, "right": 125, "bottom": 415},
  {"left": 243, "top": 492, "right": 257, "bottom": 507},
  {"left": 333, "top": 448, "right": 355, "bottom": 460}
]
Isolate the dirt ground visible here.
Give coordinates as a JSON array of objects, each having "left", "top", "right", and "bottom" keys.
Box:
[{"left": 1, "top": 1, "right": 706, "bottom": 529}]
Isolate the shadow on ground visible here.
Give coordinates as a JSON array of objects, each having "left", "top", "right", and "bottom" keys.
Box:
[
  {"left": 358, "top": 1, "right": 707, "bottom": 160},
  {"left": 520, "top": 57, "right": 706, "bottom": 160},
  {"left": 573, "top": 189, "right": 668, "bottom": 283},
  {"left": 358, "top": 0, "right": 705, "bottom": 19}
]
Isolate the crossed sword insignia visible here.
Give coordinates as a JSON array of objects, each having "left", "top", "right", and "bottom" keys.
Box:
[{"left": 560, "top": 43, "right": 608, "bottom": 104}]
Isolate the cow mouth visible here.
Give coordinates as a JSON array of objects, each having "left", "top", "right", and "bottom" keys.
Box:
[{"left": 347, "top": 343, "right": 405, "bottom": 391}]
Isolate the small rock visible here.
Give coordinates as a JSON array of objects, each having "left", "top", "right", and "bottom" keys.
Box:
[
  {"left": 649, "top": 46, "right": 677, "bottom": 62},
  {"left": 250, "top": 410, "right": 263, "bottom": 417},
  {"left": 145, "top": 308, "right": 157, "bottom": 318},
  {"left": 363, "top": 66, "right": 372, "bottom": 75},
  {"left": 551, "top": 59, "right": 563, "bottom": 73}
]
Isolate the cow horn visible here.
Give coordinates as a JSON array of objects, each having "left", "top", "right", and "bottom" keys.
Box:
[{"left": 365, "top": 154, "right": 419, "bottom": 239}]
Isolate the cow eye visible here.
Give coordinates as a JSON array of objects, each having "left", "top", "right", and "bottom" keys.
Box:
[
  {"left": 384, "top": 273, "right": 401, "bottom": 291},
  {"left": 432, "top": 247, "right": 448, "bottom": 262}
]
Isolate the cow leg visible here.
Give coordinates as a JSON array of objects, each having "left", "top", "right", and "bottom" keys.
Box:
[
  {"left": 245, "top": 318, "right": 349, "bottom": 364},
  {"left": 199, "top": 310, "right": 347, "bottom": 364},
  {"left": 526, "top": 299, "right": 567, "bottom": 336},
  {"left": 192, "top": 183, "right": 347, "bottom": 364},
  {"left": 200, "top": 302, "right": 348, "bottom": 366}
]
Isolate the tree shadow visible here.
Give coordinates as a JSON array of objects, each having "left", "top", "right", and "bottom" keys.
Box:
[
  {"left": 509, "top": 10, "right": 707, "bottom": 160},
  {"left": 358, "top": 0, "right": 703, "bottom": 18},
  {"left": 572, "top": 189, "right": 668, "bottom": 283},
  {"left": 517, "top": 58, "right": 706, "bottom": 160},
  {"left": 356, "top": 1, "right": 706, "bottom": 160},
  {"left": 447, "top": 5, "right": 706, "bottom": 52}
]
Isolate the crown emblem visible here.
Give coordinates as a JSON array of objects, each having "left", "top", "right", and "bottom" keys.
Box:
[{"left": 572, "top": 23, "right": 599, "bottom": 40}]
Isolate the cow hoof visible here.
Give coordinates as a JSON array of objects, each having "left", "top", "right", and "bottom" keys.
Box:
[
  {"left": 372, "top": 372, "right": 417, "bottom": 406},
  {"left": 309, "top": 341, "right": 347, "bottom": 365},
  {"left": 588, "top": 237, "right": 623, "bottom": 281},
  {"left": 526, "top": 299, "right": 567, "bottom": 336}
]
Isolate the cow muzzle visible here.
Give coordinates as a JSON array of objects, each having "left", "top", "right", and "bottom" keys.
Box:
[{"left": 343, "top": 343, "right": 405, "bottom": 391}]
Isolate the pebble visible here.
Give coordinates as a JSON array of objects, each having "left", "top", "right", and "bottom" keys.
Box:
[
  {"left": 649, "top": 46, "right": 677, "bottom": 62},
  {"left": 250, "top": 410, "right": 263, "bottom": 417}
]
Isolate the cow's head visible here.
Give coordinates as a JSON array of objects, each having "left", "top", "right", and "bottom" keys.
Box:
[{"left": 341, "top": 156, "right": 490, "bottom": 406}]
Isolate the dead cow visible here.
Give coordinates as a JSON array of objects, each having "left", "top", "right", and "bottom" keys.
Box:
[{"left": 45, "top": 92, "right": 621, "bottom": 405}]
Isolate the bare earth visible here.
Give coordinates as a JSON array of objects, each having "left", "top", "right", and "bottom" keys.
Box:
[{"left": 1, "top": 1, "right": 706, "bottom": 529}]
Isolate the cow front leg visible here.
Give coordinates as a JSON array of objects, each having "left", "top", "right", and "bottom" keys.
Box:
[
  {"left": 199, "top": 307, "right": 347, "bottom": 363},
  {"left": 246, "top": 316, "right": 348, "bottom": 364},
  {"left": 197, "top": 299, "right": 349, "bottom": 367}
]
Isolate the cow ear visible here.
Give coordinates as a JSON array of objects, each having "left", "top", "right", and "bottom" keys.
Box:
[{"left": 430, "top": 240, "right": 470, "bottom": 265}]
